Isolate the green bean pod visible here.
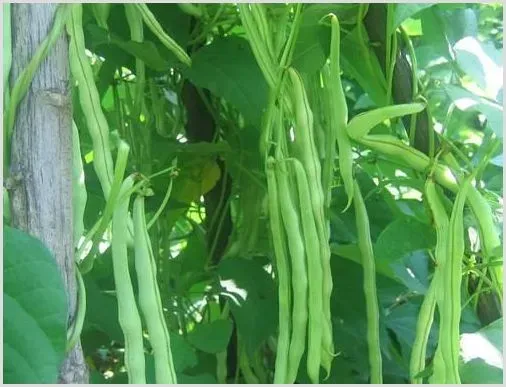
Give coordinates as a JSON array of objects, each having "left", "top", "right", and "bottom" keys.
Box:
[
  {"left": 65, "top": 265, "right": 86, "bottom": 353},
  {"left": 288, "top": 68, "right": 334, "bottom": 371},
  {"left": 124, "top": 4, "right": 145, "bottom": 116},
  {"left": 132, "top": 3, "right": 191, "bottom": 67},
  {"left": 410, "top": 178, "right": 448, "bottom": 383},
  {"left": 353, "top": 180, "right": 383, "bottom": 384},
  {"left": 71, "top": 120, "right": 87, "bottom": 248},
  {"left": 290, "top": 159, "right": 324, "bottom": 384},
  {"left": 67, "top": 4, "right": 114, "bottom": 198},
  {"left": 249, "top": 4, "right": 276, "bottom": 62},
  {"left": 91, "top": 3, "right": 111, "bottom": 30},
  {"left": 274, "top": 158, "right": 308, "bottom": 384},
  {"left": 266, "top": 158, "right": 292, "bottom": 384},
  {"left": 327, "top": 14, "right": 353, "bottom": 212},
  {"left": 177, "top": 3, "right": 202, "bottom": 18},
  {"left": 431, "top": 174, "right": 473, "bottom": 384},
  {"left": 357, "top": 134, "right": 501, "bottom": 298},
  {"left": 133, "top": 195, "right": 177, "bottom": 384},
  {"left": 238, "top": 4, "right": 277, "bottom": 90},
  {"left": 346, "top": 102, "right": 426, "bottom": 140},
  {"left": 111, "top": 175, "right": 146, "bottom": 384}
]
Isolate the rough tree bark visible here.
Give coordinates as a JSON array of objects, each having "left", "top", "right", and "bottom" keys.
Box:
[{"left": 8, "top": 4, "right": 88, "bottom": 383}]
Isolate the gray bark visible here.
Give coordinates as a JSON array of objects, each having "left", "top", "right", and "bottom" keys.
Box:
[{"left": 9, "top": 4, "right": 88, "bottom": 383}]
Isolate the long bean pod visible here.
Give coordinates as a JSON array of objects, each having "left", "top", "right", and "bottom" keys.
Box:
[
  {"left": 124, "top": 4, "right": 146, "bottom": 117},
  {"left": 326, "top": 14, "right": 353, "bottom": 211},
  {"left": 274, "top": 158, "right": 308, "bottom": 384},
  {"left": 430, "top": 174, "right": 474, "bottom": 384},
  {"left": 288, "top": 68, "right": 334, "bottom": 373},
  {"left": 266, "top": 158, "right": 292, "bottom": 384},
  {"left": 355, "top": 134, "right": 501, "bottom": 298},
  {"left": 410, "top": 178, "right": 449, "bottom": 383},
  {"left": 353, "top": 180, "right": 382, "bottom": 384},
  {"left": 132, "top": 3, "right": 191, "bottom": 67},
  {"left": 111, "top": 176, "right": 146, "bottom": 384},
  {"left": 133, "top": 195, "right": 177, "bottom": 384},
  {"left": 290, "top": 158, "right": 323, "bottom": 384},
  {"left": 67, "top": 3, "right": 114, "bottom": 198},
  {"left": 347, "top": 103, "right": 425, "bottom": 140}
]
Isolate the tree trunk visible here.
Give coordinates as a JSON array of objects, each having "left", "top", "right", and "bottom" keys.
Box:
[{"left": 8, "top": 4, "right": 88, "bottom": 383}]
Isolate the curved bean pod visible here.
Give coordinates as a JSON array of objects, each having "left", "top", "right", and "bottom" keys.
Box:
[
  {"left": 353, "top": 180, "right": 382, "bottom": 384},
  {"left": 355, "top": 134, "right": 501, "bottom": 299},
  {"left": 274, "top": 158, "right": 308, "bottom": 384},
  {"left": 133, "top": 195, "right": 177, "bottom": 384},
  {"left": 132, "top": 3, "right": 191, "bottom": 67},
  {"left": 111, "top": 175, "right": 146, "bottom": 384},
  {"left": 347, "top": 102, "right": 426, "bottom": 140},
  {"left": 327, "top": 14, "right": 353, "bottom": 212},
  {"left": 67, "top": 4, "right": 114, "bottom": 198},
  {"left": 290, "top": 158, "right": 323, "bottom": 384},
  {"left": 91, "top": 3, "right": 111, "bottom": 30},
  {"left": 288, "top": 68, "right": 334, "bottom": 373},
  {"left": 266, "top": 157, "right": 291, "bottom": 384},
  {"left": 410, "top": 178, "right": 448, "bottom": 384}
]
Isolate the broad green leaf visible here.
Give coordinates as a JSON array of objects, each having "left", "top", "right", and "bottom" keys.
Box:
[
  {"left": 186, "top": 36, "right": 268, "bottom": 126},
  {"left": 419, "top": 6, "right": 453, "bottom": 63},
  {"left": 445, "top": 84, "right": 503, "bottom": 139},
  {"left": 82, "top": 275, "right": 123, "bottom": 343},
  {"left": 113, "top": 40, "right": 171, "bottom": 72},
  {"left": 341, "top": 25, "right": 387, "bottom": 106},
  {"left": 401, "top": 18, "right": 423, "bottom": 36},
  {"left": 85, "top": 24, "right": 172, "bottom": 72},
  {"left": 218, "top": 258, "right": 277, "bottom": 356},
  {"left": 291, "top": 4, "right": 361, "bottom": 74},
  {"left": 171, "top": 333, "right": 199, "bottom": 372},
  {"left": 330, "top": 243, "right": 401, "bottom": 284},
  {"left": 460, "top": 318, "right": 503, "bottom": 383},
  {"left": 442, "top": 7, "right": 478, "bottom": 43},
  {"left": 454, "top": 36, "right": 503, "bottom": 101},
  {"left": 393, "top": 4, "right": 434, "bottom": 30},
  {"left": 3, "top": 227, "right": 68, "bottom": 383},
  {"left": 145, "top": 334, "right": 198, "bottom": 383},
  {"left": 374, "top": 217, "right": 436, "bottom": 289},
  {"left": 187, "top": 319, "right": 233, "bottom": 354},
  {"left": 145, "top": 3, "right": 191, "bottom": 48}
]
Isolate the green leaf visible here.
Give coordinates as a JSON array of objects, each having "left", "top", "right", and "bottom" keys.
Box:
[
  {"left": 218, "top": 258, "right": 277, "bottom": 356},
  {"left": 330, "top": 243, "right": 402, "bottom": 284},
  {"left": 460, "top": 317, "right": 503, "bottom": 384},
  {"left": 419, "top": 6, "right": 453, "bottom": 63},
  {"left": 113, "top": 40, "right": 171, "bottom": 72},
  {"left": 445, "top": 84, "right": 503, "bottom": 139},
  {"left": 82, "top": 276, "right": 124, "bottom": 343},
  {"left": 374, "top": 217, "right": 436, "bottom": 289},
  {"left": 341, "top": 25, "right": 387, "bottom": 106},
  {"left": 454, "top": 36, "right": 503, "bottom": 101},
  {"left": 171, "top": 333, "right": 199, "bottom": 372},
  {"left": 186, "top": 36, "right": 268, "bottom": 126},
  {"left": 393, "top": 4, "right": 434, "bottom": 30},
  {"left": 291, "top": 4, "right": 361, "bottom": 74},
  {"left": 145, "top": 3, "right": 191, "bottom": 48},
  {"left": 3, "top": 226, "right": 68, "bottom": 383},
  {"left": 187, "top": 319, "right": 233, "bottom": 354},
  {"left": 460, "top": 359, "right": 503, "bottom": 384}
]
